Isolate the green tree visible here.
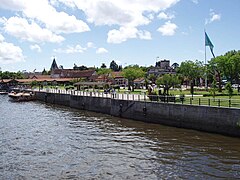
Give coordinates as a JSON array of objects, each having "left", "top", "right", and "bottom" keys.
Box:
[
  {"left": 109, "top": 60, "right": 119, "bottom": 71},
  {"left": 148, "top": 74, "right": 157, "bottom": 84},
  {"left": 97, "top": 68, "right": 112, "bottom": 82},
  {"left": 208, "top": 55, "right": 226, "bottom": 92},
  {"left": 225, "top": 82, "right": 233, "bottom": 99},
  {"left": 122, "top": 66, "right": 145, "bottom": 91},
  {"left": 0, "top": 71, "right": 24, "bottom": 79},
  {"left": 178, "top": 60, "right": 204, "bottom": 94},
  {"left": 208, "top": 50, "right": 240, "bottom": 92},
  {"left": 210, "top": 77, "right": 218, "bottom": 100},
  {"left": 156, "top": 74, "right": 181, "bottom": 95},
  {"left": 100, "top": 63, "right": 107, "bottom": 69},
  {"left": 73, "top": 64, "right": 88, "bottom": 71}
]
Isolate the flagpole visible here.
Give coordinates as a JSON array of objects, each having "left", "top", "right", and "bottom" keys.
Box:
[{"left": 204, "top": 30, "right": 208, "bottom": 90}]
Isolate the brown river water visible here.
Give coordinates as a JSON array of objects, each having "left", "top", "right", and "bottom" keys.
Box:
[{"left": 0, "top": 95, "right": 240, "bottom": 179}]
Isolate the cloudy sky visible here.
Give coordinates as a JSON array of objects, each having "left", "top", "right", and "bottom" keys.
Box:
[{"left": 0, "top": 0, "right": 239, "bottom": 72}]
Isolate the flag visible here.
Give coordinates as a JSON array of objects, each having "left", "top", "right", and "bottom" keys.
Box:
[{"left": 205, "top": 32, "right": 215, "bottom": 58}]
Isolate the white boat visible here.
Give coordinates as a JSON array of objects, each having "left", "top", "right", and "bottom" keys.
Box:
[
  {"left": 0, "top": 91, "right": 8, "bottom": 95},
  {"left": 8, "top": 91, "right": 35, "bottom": 102}
]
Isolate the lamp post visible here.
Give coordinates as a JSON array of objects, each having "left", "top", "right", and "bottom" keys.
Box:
[{"left": 156, "top": 56, "right": 159, "bottom": 67}]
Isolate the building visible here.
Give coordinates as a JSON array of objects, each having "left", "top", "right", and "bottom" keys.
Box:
[
  {"left": 148, "top": 59, "right": 176, "bottom": 77},
  {"left": 51, "top": 69, "right": 97, "bottom": 80}
]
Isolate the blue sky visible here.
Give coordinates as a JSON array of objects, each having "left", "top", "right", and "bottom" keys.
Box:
[{"left": 0, "top": 0, "right": 239, "bottom": 72}]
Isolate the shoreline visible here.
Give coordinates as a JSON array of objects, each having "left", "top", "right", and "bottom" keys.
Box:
[{"left": 27, "top": 89, "right": 240, "bottom": 138}]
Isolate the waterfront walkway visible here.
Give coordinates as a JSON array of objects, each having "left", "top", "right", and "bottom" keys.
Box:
[{"left": 30, "top": 88, "right": 240, "bottom": 109}]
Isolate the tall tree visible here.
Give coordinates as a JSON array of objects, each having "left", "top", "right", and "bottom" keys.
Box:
[
  {"left": 122, "top": 66, "right": 145, "bottom": 91},
  {"left": 208, "top": 50, "right": 240, "bottom": 91},
  {"left": 178, "top": 60, "right": 204, "bottom": 93},
  {"left": 208, "top": 55, "right": 226, "bottom": 92},
  {"left": 156, "top": 74, "right": 181, "bottom": 95},
  {"left": 109, "top": 60, "right": 119, "bottom": 71}
]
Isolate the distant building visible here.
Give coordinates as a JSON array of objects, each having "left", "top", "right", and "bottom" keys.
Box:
[
  {"left": 148, "top": 59, "right": 176, "bottom": 77},
  {"left": 51, "top": 69, "right": 97, "bottom": 80},
  {"left": 156, "top": 59, "right": 170, "bottom": 69}
]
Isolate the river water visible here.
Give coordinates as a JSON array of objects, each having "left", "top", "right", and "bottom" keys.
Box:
[{"left": 1, "top": 95, "right": 240, "bottom": 179}]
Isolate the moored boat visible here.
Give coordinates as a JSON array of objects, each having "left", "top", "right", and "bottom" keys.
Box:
[
  {"left": 0, "top": 91, "right": 8, "bottom": 95},
  {"left": 8, "top": 91, "right": 35, "bottom": 102}
]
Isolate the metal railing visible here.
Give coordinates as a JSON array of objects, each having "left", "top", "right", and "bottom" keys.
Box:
[{"left": 32, "top": 88, "right": 240, "bottom": 109}]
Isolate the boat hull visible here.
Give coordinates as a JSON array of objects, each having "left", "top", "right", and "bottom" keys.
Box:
[{"left": 8, "top": 92, "right": 35, "bottom": 102}]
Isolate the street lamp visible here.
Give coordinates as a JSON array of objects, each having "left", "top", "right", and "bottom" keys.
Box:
[{"left": 156, "top": 56, "right": 159, "bottom": 67}]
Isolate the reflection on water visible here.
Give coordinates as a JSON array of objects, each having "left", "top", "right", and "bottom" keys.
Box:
[{"left": 0, "top": 95, "right": 240, "bottom": 179}]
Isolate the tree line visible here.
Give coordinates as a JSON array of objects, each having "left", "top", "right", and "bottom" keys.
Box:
[{"left": 1, "top": 50, "right": 240, "bottom": 95}]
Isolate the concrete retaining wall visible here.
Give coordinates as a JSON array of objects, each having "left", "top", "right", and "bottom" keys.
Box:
[{"left": 35, "top": 91, "right": 240, "bottom": 137}]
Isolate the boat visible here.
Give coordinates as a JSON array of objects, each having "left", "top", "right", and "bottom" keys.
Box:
[
  {"left": 0, "top": 90, "right": 8, "bottom": 95},
  {"left": 8, "top": 91, "right": 35, "bottom": 102}
]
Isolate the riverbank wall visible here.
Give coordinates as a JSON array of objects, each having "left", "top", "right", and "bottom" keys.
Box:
[{"left": 35, "top": 91, "right": 240, "bottom": 137}]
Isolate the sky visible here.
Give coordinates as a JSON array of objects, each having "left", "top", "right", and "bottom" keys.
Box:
[{"left": 0, "top": 0, "right": 240, "bottom": 72}]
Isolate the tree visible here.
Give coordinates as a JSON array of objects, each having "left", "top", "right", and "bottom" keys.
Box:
[
  {"left": 156, "top": 74, "right": 181, "bottom": 95},
  {"left": 148, "top": 74, "right": 157, "bottom": 84},
  {"left": 42, "top": 68, "right": 48, "bottom": 75},
  {"left": 73, "top": 64, "right": 88, "bottom": 70},
  {"left": 208, "top": 50, "right": 240, "bottom": 92},
  {"left": 97, "top": 68, "right": 112, "bottom": 82},
  {"left": 208, "top": 55, "right": 226, "bottom": 92},
  {"left": 178, "top": 60, "right": 204, "bottom": 94},
  {"left": 0, "top": 71, "right": 24, "bottom": 79},
  {"left": 100, "top": 63, "right": 107, "bottom": 69},
  {"left": 109, "top": 60, "right": 119, "bottom": 71},
  {"left": 225, "top": 82, "right": 233, "bottom": 99},
  {"left": 122, "top": 66, "right": 145, "bottom": 91},
  {"left": 171, "top": 62, "right": 179, "bottom": 70},
  {"left": 210, "top": 77, "right": 217, "bottom": 100}
]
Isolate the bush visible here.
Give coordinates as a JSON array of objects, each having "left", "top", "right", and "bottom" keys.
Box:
[{"left": 65, "top": 85, "right": 74, "bottom": 91}]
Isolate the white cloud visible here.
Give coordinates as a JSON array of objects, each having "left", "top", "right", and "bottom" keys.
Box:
[
  {"left": 107, "top": 27, "right": 138, "bottom": 44},
  {"left": 0, "top": 0, "right": 26, "bottom": 11},
  {"left": 157, "top": 12, "right": 175, "bottom": 20},
  {"left": 3, "top": 16, "right": 64, "bottom": 43},
  {"left": 0, "top": 0, "right": 180, "bottom": 44},
  {"left": 157, "top": 21, "right": 177, "bottom": 36},
  {"left": 61, "top": 0, "right": 179, "bottom": 42},
  {"left": 54, "top": 44, "right": 87, "bottom": 54},
  {"left": 107, "top": 26, "right": 152, "bottom": 43},
  {"left": 87, "top": 42, "right": 95, "bottom": 48},
  {"left": 0, "top": 34, "right": 5, "bottom": 42},
  {"left": 205, "top": 10, "right": 221, "bottom": 25},
  {"left": 96, "top": 48, "right": 108, "bottom": 54},
  {"left": 0, "top": 33, "right": 25, "bottom": 64},
  {"left": 210, "top": 13, "right": 221, "bottom": 22},
  {"left": 138, "top": 30, "right": 152, "bottom": 40},
  {"left": 191, "top": 0, "right": 198, "bottom": 4},
  {"left": 71, "top": 0, "right": 179, "bottom": 26},
  {"left": 0, "top": 0, "right": 90, "bottom": 34},
  {"left": 30, "top": 44, "right": 41, "bottom": 52}
]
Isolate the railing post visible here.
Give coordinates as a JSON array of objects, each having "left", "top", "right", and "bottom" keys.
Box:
[
  {"left": 190, "top": 98, "right": 192, "bottom": 105},
  {"left": 199, "top": 98, "right": 201, "bottom": 105},
  {"left": 218, "top": 99, "right": 220, "bottom": 107},
  {"left": 229, "top": 99, "right": 231, "bottom": 107},
  {"left": 208, "top": 99, "right": 210, "bottom": 106}
]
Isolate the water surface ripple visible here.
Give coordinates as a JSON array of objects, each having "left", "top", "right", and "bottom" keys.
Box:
[{"left": 0, "top": 95, "right": 240, "bottom": 179}]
